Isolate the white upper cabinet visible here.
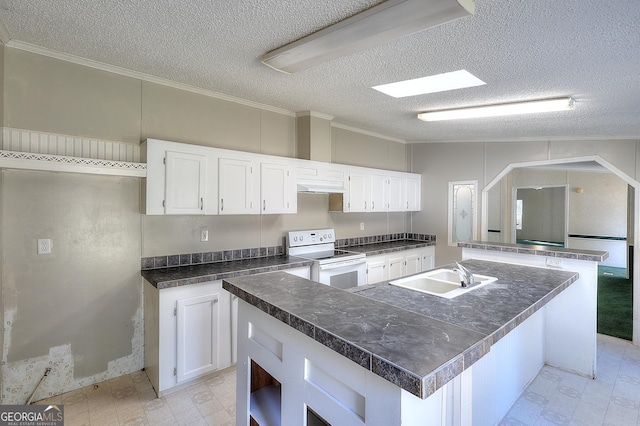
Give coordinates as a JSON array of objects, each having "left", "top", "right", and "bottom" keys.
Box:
[
  {"left": 404, "top": 175, "right": 421, "bottom": 211},
  {"left": 342, "top": 169, "right": 421, "bottom": 213},
  {"left": 261, "top": 161, "right": 297, "bottom": 214},
  {"left": 369, "top": 173, "right": 387, "bottom": 212},
  {"left": 218, "top": 157, "right": 260, "bottom": 215},
  {"left": 143, "top": 138, "right": 421, "bottom": 215},
  {"left": 142, "top": 139, "right": 218, "bottom": 215},
  {"left": 164, "top": 151, "right": 206, "bottom": 215},
  {"left": 347, "top": 171, "right": 370, "bottom": 212},
  {"left": 387, "top": 175, "right": 404, "bottom": 211}
]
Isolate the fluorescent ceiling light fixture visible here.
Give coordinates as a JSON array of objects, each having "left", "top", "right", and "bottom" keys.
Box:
[
  {"left": 262, "top": 0, "right": 475, "bottom": 74},
  {"left": 372, "top": 70, "right": 485, "bottom": 98},
  {"left": 417, "top": 97, "right": 575, "bottom": 121}
]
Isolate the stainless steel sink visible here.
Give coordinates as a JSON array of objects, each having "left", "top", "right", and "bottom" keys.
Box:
[{"left": 389, "top": 268, "right": 497, "bottom": 299}]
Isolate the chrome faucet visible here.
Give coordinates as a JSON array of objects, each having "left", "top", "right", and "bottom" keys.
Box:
[{"left": 454, "top": 262, "right": 475, "bottom": 288}]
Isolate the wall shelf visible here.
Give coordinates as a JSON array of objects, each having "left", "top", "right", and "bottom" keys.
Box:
[{"left": 0, "top": 150, "right": 147, "bottom": 177}]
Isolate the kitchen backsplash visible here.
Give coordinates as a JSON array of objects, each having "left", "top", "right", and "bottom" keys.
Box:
[
  {"left": 141, "top": 233, "right": 435, "bottom": 270},
  {"left": 335, "top": 233, "right": 435, "bottom": 248}
]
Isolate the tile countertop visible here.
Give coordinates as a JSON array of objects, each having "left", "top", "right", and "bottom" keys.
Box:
[
  {"left": 141, "top": 239, "right": 434, "bottom": 289},
  {"left": 142, "top": 255, "right": 313, "bottom": 289},
  {"left": 343, "top": 239, "right": 435, "bottom": 256},
  {"left": 222, "top": 259, "right": 579, "bottom": 399},
  {"left": 458, "top": 241, "right": 608, "bottom": 262}
]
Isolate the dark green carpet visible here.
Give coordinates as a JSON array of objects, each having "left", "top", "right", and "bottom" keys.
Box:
[{"left": 597, "top": 266, "right": 633, "bottom": 340}]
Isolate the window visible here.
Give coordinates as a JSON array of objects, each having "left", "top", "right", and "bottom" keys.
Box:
[{"left": 448, "top": 181, "right": 477, "bottom": 246}]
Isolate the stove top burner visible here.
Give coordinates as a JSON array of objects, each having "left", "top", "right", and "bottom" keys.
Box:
[
  {"left": 295, "top": 249, "right": 362, "bottom": 262},
  {"left": 286, "top": 229, "right": 365, "bottom": 264}
]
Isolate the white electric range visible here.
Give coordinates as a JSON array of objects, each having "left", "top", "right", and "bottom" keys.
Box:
[{"left": 287, "top": 229, "right": 366, "bottom": 289}]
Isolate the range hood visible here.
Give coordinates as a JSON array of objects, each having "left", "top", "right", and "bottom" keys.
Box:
[{"left": 297, "top": 179, "right": 346, "bottom": 194}]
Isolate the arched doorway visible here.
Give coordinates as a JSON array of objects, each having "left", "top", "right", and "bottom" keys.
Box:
[{"left": 481, "top": 155, "right": 639, "bottom": 346}]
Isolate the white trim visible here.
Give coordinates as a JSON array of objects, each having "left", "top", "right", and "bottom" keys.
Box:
[
  {"left": 331, "top": 122, "right": 406, "bottom": 144},
  {"left": 2, "top": 127, "right": 140, "bottom": 162},
  {"left": 0, "top": 150, "right": 146, "bottom": 177},
  {"left": 480, "top": 154, "right": 640, "bottom": 347},
  {"left": 6, "top": 40, "right": 295, "bottom": 117},
  {"left": 409, "top": 136, "right": 640, "bottom": 144}
]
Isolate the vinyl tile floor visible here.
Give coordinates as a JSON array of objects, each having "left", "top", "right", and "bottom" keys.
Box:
[
  {"left": 35, "top": 334, "right": 640, "bottom": 425},
  {"left": 500, "top": 334, "right": 640, "bottom": 425},
  {"left": 35, "top": 367, "right": 236, "bottom": 426}
]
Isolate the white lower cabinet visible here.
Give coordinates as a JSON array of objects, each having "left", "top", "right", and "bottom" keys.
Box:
[
  {"left": 144, "top": 279, "right": 231, "bottom": 396},
  {"left": 366, "top": 246, "right": 435, "bottom": 284},
  {"left": 388, "top": 256, "right": 405, "bottom": 280},
  {"left": 366, "top": 259, "right": 388, "bottom": 284},
  {"left": 405, "top": 252, "right": 422, "bottom": 275},
  {"left": 176, "top": 293, "right": 220, "bottom": 382}
]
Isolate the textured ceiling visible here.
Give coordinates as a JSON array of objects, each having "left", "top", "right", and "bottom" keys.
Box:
[{"left": 0, "top": 0, "right": 639, "bottom": 143}]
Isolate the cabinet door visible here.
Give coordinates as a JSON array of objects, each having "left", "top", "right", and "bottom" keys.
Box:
[
  {"left": 405, "top": 253, "right": 421, "bottom": 276},
  {"left": 404, "top": 176, "right": 421, "bottom": 211},
  {"left": 421, "top": 251, "right": 435, "bottom": 271},
  {"left": 165, "top": 151, "right": 206, "bottom": 214},
  {"left": 176, "top": 293, "right": 220, "bottom": 382},
  {"left": 387, "top": 175, "right": 404, "bottom": 211},
  {"left": 369, "top": 174, "right": 387, "bottom": 212},
  {"left": 388, "top": 256, "right": 405, "bottom": 280},
  {"left": 219, "top": 157, "right": 258, "bottom": 214},
  {"left": 261, "top": 162, "right": 296, "bottom": 214},
  {"left": 367, "top": 260, "right": 387, "bottom": 284},
  {"left": 347, "top": 171, "right": 370, "bottom": 212}
]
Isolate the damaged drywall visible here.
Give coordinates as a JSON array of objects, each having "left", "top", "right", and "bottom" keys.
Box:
[{"left": 1, "top": 170, "right": 142, "bottom": 403}]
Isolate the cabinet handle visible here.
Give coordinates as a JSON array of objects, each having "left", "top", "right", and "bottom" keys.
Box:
[
  {"left": 364, "top": 201, "right": 367, "bottom": 210},
  {"left": 213, "top": 298, "right": 218, "bottom": 304},
  {"left": 406, "top": 201, "right": 409, "bottom": 209},
  {"left": 221, "top": 199, "right": 224, "bottom": 211},
  {"left": 263, "top": 200, "right": 266, "bottom": 211},
  {"left": 372, "top": 201, "right": 375, "bottom": 210},
  {"left": 200, "top": 197, "right": 203, "bottom": 210}
]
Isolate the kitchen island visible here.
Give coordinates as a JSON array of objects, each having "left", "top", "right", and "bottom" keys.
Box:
[{"left": 223, "top": 258, "right": 592, "bottom": 425}]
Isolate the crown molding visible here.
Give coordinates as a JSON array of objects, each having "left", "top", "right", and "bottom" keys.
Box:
[
  {"left": 408, "top": 135, "right": 640, "bottom": 144},
  {"left": 331, "top": 122, "right": 406, "bottom": 144},
  {"left": 295, "top": 111, "right": 335, "bottom": 120},
  {"left": 6, "top": 40, "right": 296, "bottom": 117}
]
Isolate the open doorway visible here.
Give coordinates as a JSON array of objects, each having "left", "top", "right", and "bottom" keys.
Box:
[
  {"left": 481, "top": 156, "right": 639, "bottom": 346},
  {"left": 514, "top": 186, "right": 567, "bottom": 247}
]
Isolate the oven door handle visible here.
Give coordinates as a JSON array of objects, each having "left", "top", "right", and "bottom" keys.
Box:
[{"left": 319, "top": 259, "right": 366, "bottom": 270}]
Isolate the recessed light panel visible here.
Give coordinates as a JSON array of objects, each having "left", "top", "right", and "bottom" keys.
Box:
[{"left": 372, "top": 70, "right": 485, "bottom": 98}]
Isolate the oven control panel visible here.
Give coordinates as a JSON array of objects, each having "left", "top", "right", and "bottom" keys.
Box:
[{"left": 287, "top": 229, "right": 335, "bottom": 247}]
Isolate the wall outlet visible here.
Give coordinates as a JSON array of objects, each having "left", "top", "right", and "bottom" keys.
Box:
[
  {"left": 201, "top": 229, "right": 209, "bottom": 242},
  {"left": 360, "top": 222, "right": 365, "bottom": 231},
  {"left": 546, "top": 257, "right": 563, "bottom": 268},
  {"left": 37, "top": 238, "right": 52, "bottom": 255}
]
